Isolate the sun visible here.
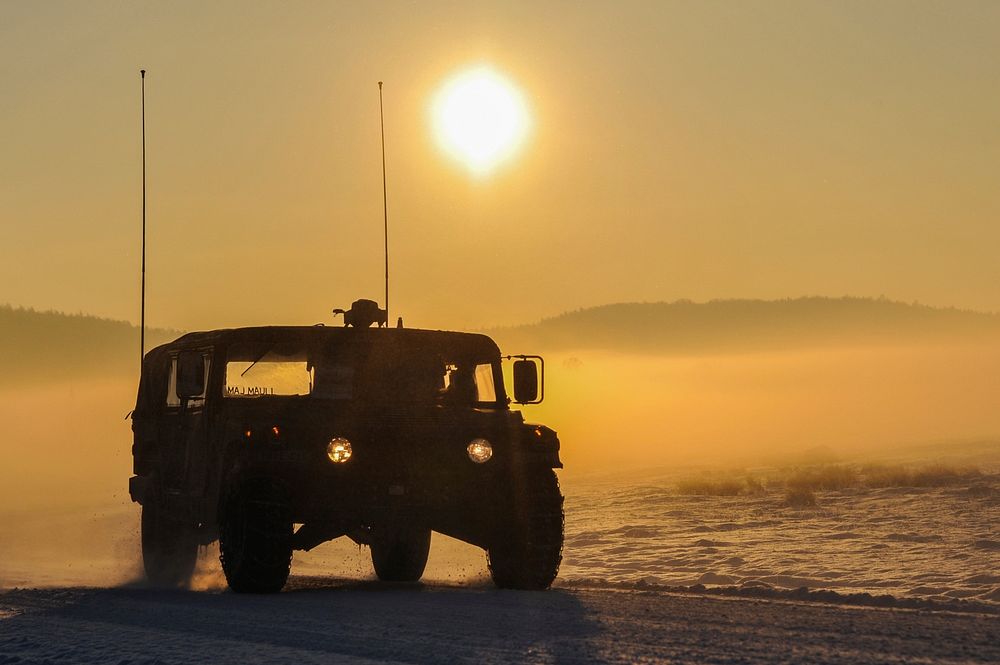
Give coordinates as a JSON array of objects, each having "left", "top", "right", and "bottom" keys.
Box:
[{"left": 431, "top": 65, "right": 531, "bottom": 177}]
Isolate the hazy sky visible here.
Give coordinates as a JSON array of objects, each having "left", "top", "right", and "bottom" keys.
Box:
[{"left": 2, "top": 1, "right": 998, "bottom": 330}]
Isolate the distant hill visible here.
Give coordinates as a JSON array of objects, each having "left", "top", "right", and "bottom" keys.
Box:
[
  {"left": 2, "top": 298, "right": 998, "bottom": 387},
  {"left": 0, "top": 306, "right": 179, "bottom": 385},
  {"left": 486, "top": 297, "right": 1000, "bottom": 355}
]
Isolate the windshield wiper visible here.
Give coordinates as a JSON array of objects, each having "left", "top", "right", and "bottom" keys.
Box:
[{"left": 241, "top": 345, "right": 274, "bottom": 377}]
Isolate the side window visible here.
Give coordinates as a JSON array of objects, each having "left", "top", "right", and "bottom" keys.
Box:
[
  {"left": 166, "top": 351, "right": 212, "bottom": 408},
  {"left": 474, "top": 363, "right": 497, "bottom": 403},
  {"left": 166, "top": 357, "right": 180, "bottom": 408},
  {"left": 442, "top": 363, "right": 498, "bottom": 404}
]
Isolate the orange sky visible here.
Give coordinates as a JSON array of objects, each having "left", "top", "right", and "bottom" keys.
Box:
[{"left": 2, "top": 1, "right": 999, "bottom": 331}]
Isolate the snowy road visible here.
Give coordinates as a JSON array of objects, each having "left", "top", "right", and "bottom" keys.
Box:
[{"left": 1, "top": 579, "right": 998, "bottom": 664}]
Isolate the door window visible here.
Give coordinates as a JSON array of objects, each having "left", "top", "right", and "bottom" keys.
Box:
[{"left": 166, "top": 352, "right": 212, "bottom": 408}]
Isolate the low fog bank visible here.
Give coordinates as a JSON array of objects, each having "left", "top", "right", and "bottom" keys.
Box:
[
  {"left": 0, "top": 377, "right": 139, "bottom": 588},
  {"left": 526, "top": 343, "right": 1000, "bottom": 473},
  {"left": 0, "top": 377, "right": 135, "bottom": 511}
]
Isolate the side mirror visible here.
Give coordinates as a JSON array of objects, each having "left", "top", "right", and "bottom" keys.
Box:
[
  {"left": 176, "top": 351, "right": 206, "bottom": 399},
  {"left": 513, "top": 358, "right": 541, "bottom": 404}
]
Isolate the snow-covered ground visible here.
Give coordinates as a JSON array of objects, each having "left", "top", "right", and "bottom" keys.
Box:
[
  {"left": 2, "top": 579, "right": 999, "bottom": 664},
  {"left": 559, "top": 459, "right": 1000, "bottom": 606}
]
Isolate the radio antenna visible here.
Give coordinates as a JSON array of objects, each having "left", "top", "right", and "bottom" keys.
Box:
[
  {"left": 378, "top": 81, "right": 389, "bottom": 326},
  {"left": 139, "top": 69, "right": 147, "bottom": 368}
]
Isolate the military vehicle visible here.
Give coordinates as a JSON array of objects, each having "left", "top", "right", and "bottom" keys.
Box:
[{"left": 129, "top": 299, "right": 563, "bottom": 592}]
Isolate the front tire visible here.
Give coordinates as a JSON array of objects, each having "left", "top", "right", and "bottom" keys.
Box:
[
  {"left": 371, "top": 528, "right": 432, "bottom": 582},
  {"left": 141, "top": 496, "right": 199, "bottom": 588},
  {"left": 219, "top": 479, "right": 293, "bottom": 593},
  {"left": 488, "top": 469, "right": 564, "bottom": 590}
]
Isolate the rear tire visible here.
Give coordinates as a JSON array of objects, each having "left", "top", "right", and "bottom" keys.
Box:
[
  {"left": 219, "top": 479, "right": 293, "bottom": 593},
  {"left": 488, "top": 469, "right": 564, "bottom": 590},
  {"left": 371, "top": 528, "right": 431, "bottom": 582},
  {"left": 141, "top": 496, "right": 198, "bottom": 588}
]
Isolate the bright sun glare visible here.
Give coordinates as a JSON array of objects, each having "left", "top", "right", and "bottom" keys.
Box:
[{"left": 431, "top": 66, "right": 531, "bottom": 176}]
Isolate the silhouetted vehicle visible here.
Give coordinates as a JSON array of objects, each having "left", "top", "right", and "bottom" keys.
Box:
[{"left": 129, "top": 300, "right": 563, "bottom": 592}]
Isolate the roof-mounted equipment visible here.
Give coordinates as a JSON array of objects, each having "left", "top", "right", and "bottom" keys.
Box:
[{"left": 333, "top": 299, "right": 388, "bottom": 328}]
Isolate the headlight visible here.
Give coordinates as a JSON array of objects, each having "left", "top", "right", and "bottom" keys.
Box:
[
  {"left": 327, "top": 437, "right": 353, "bottom": 463},
  {"left": 467, "top": 438, "right": 493, "bottom": 464}
]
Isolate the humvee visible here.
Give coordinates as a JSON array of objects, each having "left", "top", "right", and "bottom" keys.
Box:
[{"left": 129, "top": 300, "right": 563, "bottom": 592}]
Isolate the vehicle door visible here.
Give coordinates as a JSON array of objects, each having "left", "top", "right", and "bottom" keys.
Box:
[{"left": 162, "top": 348, "right": 213, "bottom": 498}]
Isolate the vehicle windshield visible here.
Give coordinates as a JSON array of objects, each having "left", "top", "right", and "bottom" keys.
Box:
[
  {"left": 225, "top": 347, "right": 311, "bottom": 398},
  {"left": 224, "top": 339, "right": 503, "bottom": 407}
]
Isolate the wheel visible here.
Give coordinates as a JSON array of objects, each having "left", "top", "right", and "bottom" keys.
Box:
[
  {"left": 219, "top": 479, "right": 293, "bottom": 593},
  {"left": 371, "top": 528, "right": 432, "bottom": 582},
  {"left": 141, "top": 495, "right": 199, "bottom": 587},
  {"left": 487, "top": 469, "right": 564, "bottom": 590}
]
